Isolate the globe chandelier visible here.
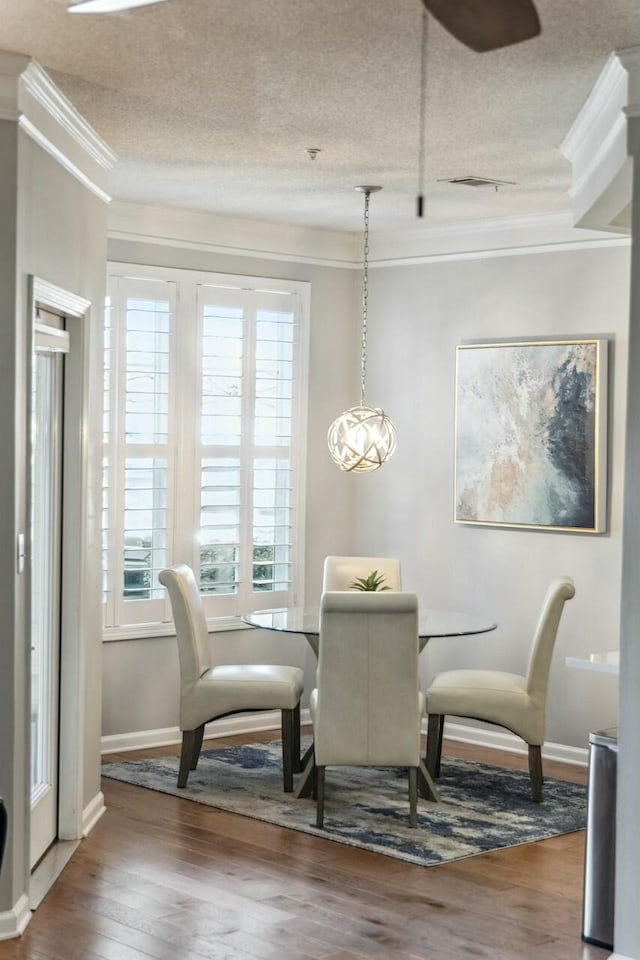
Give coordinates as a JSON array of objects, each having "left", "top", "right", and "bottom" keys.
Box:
[{"left": 328, "top": 186, "right": 397, "bottom": 473}]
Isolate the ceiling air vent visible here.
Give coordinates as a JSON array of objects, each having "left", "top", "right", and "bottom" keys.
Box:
[{"left": 438, "top": 176, "right": 516, "bottom": 190}]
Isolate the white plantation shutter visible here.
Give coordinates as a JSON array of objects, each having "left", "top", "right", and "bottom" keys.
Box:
[
  {"left": 252, "top": 458, "right": 292, "bottom": 593},
  {"left": 103, "top": 266, "right": 308, "bottom": 635},
  {"left": 251, "top": 299, "right": 296, "bottom": 596},
  {"left": 104, "top": 276, "right": 176, "bottom": 627},
  {"left": 102, "top": 296, "right": 113, "bottom": 624},
  {"left": 195, "top": 286, "right": 299, "bottom": 618}
]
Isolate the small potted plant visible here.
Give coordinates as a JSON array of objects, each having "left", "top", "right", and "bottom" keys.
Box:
[{"left": 349, "top": 570, "right": 391, "bottom": 592}]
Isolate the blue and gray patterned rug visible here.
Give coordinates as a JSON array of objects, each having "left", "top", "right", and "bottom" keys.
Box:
[{"left": 102, "top": 738, "right": 587, "bottom": 867}]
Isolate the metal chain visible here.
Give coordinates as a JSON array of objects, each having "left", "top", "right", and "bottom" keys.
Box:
[
  {"left": 417, "top": 8, "right": 428, "bottom": 217},
  {"left": 360, "top": 189, "right": 370, "bottom": 407}
]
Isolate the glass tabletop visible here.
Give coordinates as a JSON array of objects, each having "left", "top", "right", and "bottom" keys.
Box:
[{"left": 242, "top": 606, "right": 497, "bottom": 639}]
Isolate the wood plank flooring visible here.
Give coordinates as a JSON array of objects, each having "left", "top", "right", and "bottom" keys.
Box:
[{"left": 0, "top": 731, "right": 608, "bottom": 960}]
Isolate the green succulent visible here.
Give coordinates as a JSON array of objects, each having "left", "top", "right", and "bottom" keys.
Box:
[{"left": 349, "top": 570, "right": 391, "bottom": 592}]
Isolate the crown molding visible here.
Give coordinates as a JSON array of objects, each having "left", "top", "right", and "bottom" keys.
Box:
[
  {"left": 0, "top": 50, "right": 116, "bottom": 203},
  {"left": 20, "top": 61, "right": 117, "bottom": 170},
  {"left": 368, "top": 234, "right": 629, "bottom": 268},
  {"left": 560, "top": 52, "right": 630, "bottom": 179},
  {"left": 109, "top": 201, "right": 625, "bottom": 270},
  {"left": 618, "top": 46, "right": 640, "bottom": 118},
  {"left": 18, "top": 115, "right": 112, "bottom": 204},
  {"left": 108, "top": 200, "right": 360, "bottom": 267},
  {"left": 368, "top": 211, "right": 626, "bottom": 264},
  {"left": 560, "top": 46, "right": 640, "bottom": 233}
]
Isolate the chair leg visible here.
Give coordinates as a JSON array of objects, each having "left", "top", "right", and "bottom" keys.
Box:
[
  {"left": 316, "top": 765, "right": 325, "bottom": 829},
  {"left": 528, "top": 744, "right": 544, "bottom": 802},
  {"left": 426, "top": 714, "right": 444, "bottom": 779},
  {"left": 281, "top": 708, "right": 295, "bottom": 792},
  {"left": 295, "top": 747, "right": 316, "bottom": 799},
  {"left": 178, "top": 730, "right": 199, "bottom": 788},
  {"left": 292, "top": 702, "right": 302, "bottom": 773},
  {"left": 408, "top": 767, "right": 418, "bottom": 828},
  {"left": 190, "top": 724, "right": 205, "bottom": 770}
]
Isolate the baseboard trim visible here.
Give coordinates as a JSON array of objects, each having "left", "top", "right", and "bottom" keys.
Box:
[
  {"left": 101, "top": 709, "right": 313, "bottom": 755},
  {"left": 102, "top": 711, "right": 586, "bottom": 765},
  {"left": 0, "top": 894, "right": 31, "bottom": 941},
  {"left": 82, "top": 791, "right": 106, "bottom": 835},
  {"left": 437, "top": 720, "right": 589, "bottom": 767}
]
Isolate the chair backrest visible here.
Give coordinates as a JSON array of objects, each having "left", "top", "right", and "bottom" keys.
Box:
[
  {"left": 322, "top": 555, "right": 402, "bottom": 592},
  {"left": 525, "top": 576, "right": 576, "bottom": 699},
  {"left": 159, "top": 564, "right": 212, "bottom": 685},
  {"left": 314, "top": 591, "right": 421, "bottom": 767}
]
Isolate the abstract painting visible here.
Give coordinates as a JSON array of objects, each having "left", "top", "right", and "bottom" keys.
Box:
[{"left": 455, "top": 339, "right": 607, "bottom": 532}]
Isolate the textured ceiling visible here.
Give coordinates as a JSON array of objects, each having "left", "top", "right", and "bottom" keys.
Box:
[{"left": 1, "top": 0, "right": 639, "bottom": 232}]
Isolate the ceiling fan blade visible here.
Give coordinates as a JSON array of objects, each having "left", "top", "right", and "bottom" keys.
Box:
[
  {"left": 68, "top": 0, "right": 167, "bottom": 13},
  {"left": 422, "top": 0, "right": 541, "bottom": 52}
]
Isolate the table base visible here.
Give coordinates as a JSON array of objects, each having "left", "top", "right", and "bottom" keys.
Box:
[{"left": 294, "top": 750, "right": 441, "bottom": 803}]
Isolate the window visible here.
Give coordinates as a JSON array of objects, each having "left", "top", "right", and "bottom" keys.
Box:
[{"left": 103, "top": 265, "right": 309, "bottom": 636}]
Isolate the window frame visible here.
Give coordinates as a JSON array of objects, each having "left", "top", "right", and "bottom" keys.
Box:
[{"left": 102, "top": 262, "right": 310, "bottom": 641}]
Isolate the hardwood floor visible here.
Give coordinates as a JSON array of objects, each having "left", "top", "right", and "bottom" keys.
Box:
[{"left": 0, "top": 731, "right": 608, "bottom": 960}]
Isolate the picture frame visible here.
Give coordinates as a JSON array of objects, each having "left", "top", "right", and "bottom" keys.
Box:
[{"left": 454, "top": 338, "right": 608, "bottom": 533}]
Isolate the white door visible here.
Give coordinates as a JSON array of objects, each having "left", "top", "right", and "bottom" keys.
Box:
[{"left": 30, "top": 319, "right": 69, "bottom": 868}]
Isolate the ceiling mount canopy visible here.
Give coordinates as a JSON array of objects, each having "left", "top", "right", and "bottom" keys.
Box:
[
  {"left": 68, "top": 0, "right": 167, "bottom": 13},
  {"left": 328, "top": 186, "right": 397, "bottom": 474}
]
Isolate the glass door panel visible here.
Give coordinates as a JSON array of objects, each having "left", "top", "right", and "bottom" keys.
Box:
[{"left": 30, "top": 330, "right": 66, "bottom": 868}]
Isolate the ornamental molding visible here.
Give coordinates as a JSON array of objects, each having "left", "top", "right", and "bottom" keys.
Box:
[
  {"left": 560, "top": 46, "right": 640, "bottom": 233},
  {"left": 109, "top": 201, "right": 626, "bottom": 270},
  {"left": 0, "top": 50, "right": 116, "bottom": 203}
]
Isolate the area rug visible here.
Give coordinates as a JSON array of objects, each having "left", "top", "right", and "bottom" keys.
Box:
[{"left": 102, "top": 738, "right": 587, "bottom": 868}]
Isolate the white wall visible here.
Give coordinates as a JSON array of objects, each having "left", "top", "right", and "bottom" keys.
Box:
[
  {"left": 357, "top": 243, "right": 629, "bottom": 749},
  {"left": 0, "top": 117, "right": 22, "bottom": 914},
  {"left": 102, "top": 238, "right": 359, "bottom": 737},
  {"left": 0, "top": 121, "right": 108, "bottom": 919},
  {"left": 102, "top": 235, "right": 628, "bottom": 754}
]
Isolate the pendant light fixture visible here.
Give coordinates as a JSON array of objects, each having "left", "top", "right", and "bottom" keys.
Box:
[{"left": 327, "top": 186, "right": 397, "bottom": 473}]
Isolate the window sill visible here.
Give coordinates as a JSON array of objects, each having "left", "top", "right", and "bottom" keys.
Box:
[{"left": 102, "top": 616, "right": 255, "bottom": 642}]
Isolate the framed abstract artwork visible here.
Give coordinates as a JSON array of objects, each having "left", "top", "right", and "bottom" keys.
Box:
[{"left": 454, "top": 338, "right": 608, "bottom": 533}]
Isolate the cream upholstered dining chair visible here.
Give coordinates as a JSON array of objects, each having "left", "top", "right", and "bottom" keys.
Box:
[
  {"left": 310, "top": 591, "right": 424, "bottom": 828},
  {"left": 159, "top": 564, "right": 304, "bottom": 792},
  {"left": 322, "top": 555, "right": 402, "bottom": 592},
  {"left": 425, "top": 576, "right": 575, "bottom": 802}
]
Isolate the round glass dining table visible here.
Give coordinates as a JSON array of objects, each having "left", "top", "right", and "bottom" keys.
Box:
[
  {"left": 241, "top": 606, "right": 497, "bottom": 658},
  {"left": 241, "top": 605, "right": 497, "bottom": 803}
]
